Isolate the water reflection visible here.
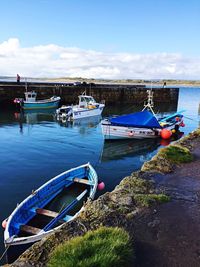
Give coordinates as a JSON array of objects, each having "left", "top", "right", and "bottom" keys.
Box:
[
  {"left": 101, "top": 130, "right": 184, "bottom": 162},
  {"left": 101, "top": 138, "right": 161, "bottom": 162},
  {"left": 56, "top": 115, "right": 101, "bottom": 129},
  {"left": 13, "top": 109, "right": 56, "bottom": 134}
]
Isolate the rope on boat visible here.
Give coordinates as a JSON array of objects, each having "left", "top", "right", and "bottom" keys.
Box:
[
  {"left": 0, "top": 236, "right": 15, "bottom": 262},
  {"left": 184, "top": 115, "right": 199, "bottom": 122}
]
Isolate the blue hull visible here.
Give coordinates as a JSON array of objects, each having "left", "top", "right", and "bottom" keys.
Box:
[
  {"left": 4, "top": 163, "right": 98, "bottom": 246},
  {"left": 23, "top": 100, "right": 60, "bottom": 110}
]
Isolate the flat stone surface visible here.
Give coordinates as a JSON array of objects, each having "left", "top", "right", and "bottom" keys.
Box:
[{"left": 134, "top": 138, "right": 200, "bottom": 267}]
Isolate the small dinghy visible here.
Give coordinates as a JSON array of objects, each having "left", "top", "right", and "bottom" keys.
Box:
[{"left": 4, "top": 163, "right": 98, "bottom": 247}]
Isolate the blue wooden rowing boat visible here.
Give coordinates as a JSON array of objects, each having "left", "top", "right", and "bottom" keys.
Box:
[{"left": 4, "top": 163, "right": 98, "bottom": 246}]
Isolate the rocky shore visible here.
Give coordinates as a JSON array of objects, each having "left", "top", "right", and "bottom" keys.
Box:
[{"left": 8, "top": 129, "right": 200, "bottom": 267}]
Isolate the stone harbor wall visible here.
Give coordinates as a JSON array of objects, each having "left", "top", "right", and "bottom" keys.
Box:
[{"left": 0, "top": 81, "right": 178, "bottom": 106}]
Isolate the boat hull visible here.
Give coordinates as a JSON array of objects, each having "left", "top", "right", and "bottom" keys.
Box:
[
  {"left": 101, "top": 119, "right": 183, "bottom": 140},
  {"left": 23, "top": 97, "right": 60, "bottom": 110},
  {"left": 72, "top": 104, "right": 104, "bottom": 119},
  {"left": 4, "top": 163, "right": 98, "bottom": 246}
]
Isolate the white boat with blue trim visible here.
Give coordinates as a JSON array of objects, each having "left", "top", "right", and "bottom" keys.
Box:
[
  {"left": 101, "top": 90, "right": 185, "bottom": 140},
  {"left": 14, "top": 91, "right": 60, "bottom": 110},
  {"left": 4, "top": 163, "right": 98, "bottom": 246},
  {"left": 56, "top": 92, "right": 105, "bottom": 121}
]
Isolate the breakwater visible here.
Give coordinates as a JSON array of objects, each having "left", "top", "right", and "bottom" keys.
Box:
[{"left": 0, "top": 81, "right": 179, "bottom": 106}]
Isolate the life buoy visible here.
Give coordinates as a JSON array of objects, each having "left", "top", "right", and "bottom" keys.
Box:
[{"left": 128, "top": 131, "right": 134, "bottom": 137}]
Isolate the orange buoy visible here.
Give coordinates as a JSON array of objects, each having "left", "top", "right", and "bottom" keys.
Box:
[
  {"left": 160, "top": 138, "right": 170, "bottom": 146},
  {"left": 160, "top": 129, "right": 172, "bottom": 139},
  {"left": 2, "top": 218, "right": 7, "bottom": 229}
]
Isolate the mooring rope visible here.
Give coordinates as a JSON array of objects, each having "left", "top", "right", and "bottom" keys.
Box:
[{"left": 0, "top": 235, "right": 15, "bottom": 262}]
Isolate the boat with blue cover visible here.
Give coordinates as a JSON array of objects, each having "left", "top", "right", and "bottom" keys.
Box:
[
  {"left": 4, "top": 163, "right": 98, "bottom": 247},
  {"left": 101, "top": 89, "right": 185, "bottom": 140},
  {"left": 14, "top": 91, "right": 60, "bottom": 110}
]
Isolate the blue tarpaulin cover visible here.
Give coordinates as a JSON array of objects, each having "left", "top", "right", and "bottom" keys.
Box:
[{"left": 110, "top": 110, "right": 162, "bottom": 129}]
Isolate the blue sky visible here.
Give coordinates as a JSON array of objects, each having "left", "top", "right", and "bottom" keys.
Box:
[{"left": 0, "top": 0, "right": 200, "bottom": 79}]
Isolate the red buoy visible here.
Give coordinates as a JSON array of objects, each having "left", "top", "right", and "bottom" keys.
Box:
[
  {"left": 160, "top": 139, "right": 170, "bottom": 146},
  {"left": 160, "top": 129, "right": 172, "bottom": 139},
  {"left": 180, "top": 122, "right": 185, "bottom": 127},
  {"left": 98, "top": 181, "right": 105, "bottom": 191}
]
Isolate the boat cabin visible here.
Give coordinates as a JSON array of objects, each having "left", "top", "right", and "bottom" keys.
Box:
[
  {"left": 78, "top": 95, "right": 96, "bottom": 108},
  {"left": 24, "top": 91, "right": 37, "bottom": 102}
]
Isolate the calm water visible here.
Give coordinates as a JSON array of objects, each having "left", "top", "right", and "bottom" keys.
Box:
[{"left": 0, "top": 87, "right": 200, "bottom": 262}]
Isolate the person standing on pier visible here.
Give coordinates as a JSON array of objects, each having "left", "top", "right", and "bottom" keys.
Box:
[{"left": 17, "top": 74, "right": 20, "bottom": 83}]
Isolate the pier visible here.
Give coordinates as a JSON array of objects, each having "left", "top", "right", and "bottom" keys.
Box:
[{"left": 0, "top": 81, "right": 179, "bottom": 107}]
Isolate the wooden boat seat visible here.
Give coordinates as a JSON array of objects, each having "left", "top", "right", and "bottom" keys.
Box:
[
  {"left": 36, "top": 208, "right": 59, "bottom": 218},
  {"left": 73, "top": 177, "right": 92, "bottom": 185},
  {"left": 20, "top": 224, "right": 41, "bottom": 235}
]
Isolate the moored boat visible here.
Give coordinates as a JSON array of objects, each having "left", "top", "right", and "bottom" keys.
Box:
[
  {"left": 4, "top": 163, "right": 98, "bottom": 247},
  {"left": 14, "top": 91, "right": 60, "bottom": 110},
  {"left": 101, "top": 90, "right": 185, "bottom": 140},
  {"left": 56, "top": 92, "right": 105, "bottom": 121}
]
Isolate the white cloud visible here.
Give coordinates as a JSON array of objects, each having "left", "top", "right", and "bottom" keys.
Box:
[{"left": 0, "top": 38, "right": 199, "bottom": 80}]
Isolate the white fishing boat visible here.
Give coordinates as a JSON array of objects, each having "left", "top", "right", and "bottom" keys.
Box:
[
  {"left": 3, "top": 163, "right": 98, "bottom": 247},
  {"left": 101, "top": 90, "right": 185, "bottom": 140},
  {"left": 56, "top": 92, "right": 105, "bottom": 121}
]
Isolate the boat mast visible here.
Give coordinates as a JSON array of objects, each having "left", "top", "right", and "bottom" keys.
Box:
[
  {"left": 142, "top": 89, "right": 156, "bottom": 116},
  {"left": 25, "top": 78, "right": 28, "bottom": 92}
]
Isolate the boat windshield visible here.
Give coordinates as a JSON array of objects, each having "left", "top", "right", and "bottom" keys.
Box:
[{"left": 80, "top": 96, "right": 95, "bottom": 103}]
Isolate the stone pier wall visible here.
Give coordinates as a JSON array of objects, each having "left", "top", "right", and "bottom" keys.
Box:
[{"left": 0, "top": 82, "right": 179, "bottom": 107}]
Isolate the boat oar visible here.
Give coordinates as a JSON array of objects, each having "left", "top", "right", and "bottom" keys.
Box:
[{"left": 42, "top": 189, "right": 88, "bottom": 232}]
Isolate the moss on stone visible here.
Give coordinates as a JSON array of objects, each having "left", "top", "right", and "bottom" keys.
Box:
[
  {"left": 134, "top": 193, "right": 170, "bottom": 207},
  {"left": 159, "top": 145, "right": 193, "bottom": 163}
]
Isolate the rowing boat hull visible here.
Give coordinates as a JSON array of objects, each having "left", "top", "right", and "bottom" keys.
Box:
[{"left": 4, "top": 163, "right": 98, "bottom": 246}]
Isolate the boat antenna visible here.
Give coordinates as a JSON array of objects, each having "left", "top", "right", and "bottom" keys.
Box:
[
  {"left": 25, "top": 77, "right": 28, "bottom": 92},
  {"left": 142, "top": 88, "right": 156, "bottom": 116}
]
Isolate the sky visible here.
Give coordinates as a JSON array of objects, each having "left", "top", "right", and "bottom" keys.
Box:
[{"left": 0, "top": 0, "right": 200, "bottom": 80}]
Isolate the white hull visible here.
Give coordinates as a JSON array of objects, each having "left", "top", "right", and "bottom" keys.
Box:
[
  {"left": 102, "top": 122, "right": 158, "bottom": 140},
  {"left": 101, "top": 119, "right": 182, "bottom": 140},
  {"left": 57, "top": 104, "right": 104, "bottom": 121},
  {"left": 72, "top": 104, "right": 104, "bottom": 119}
]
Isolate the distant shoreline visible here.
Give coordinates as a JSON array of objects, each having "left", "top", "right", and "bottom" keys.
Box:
[{"left": 0, "top": 76, "right": 200, "bottom": 87}]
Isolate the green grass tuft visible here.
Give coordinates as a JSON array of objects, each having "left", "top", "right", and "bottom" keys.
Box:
[
  {"left": 159, "top": 145, "right": 193, "bottom": 163},
  {"left": 47, "top": 227, "right": 133, "bottom": 267},
  {"left": 135, "top": 193, "right": 170, "bottom": 207}
]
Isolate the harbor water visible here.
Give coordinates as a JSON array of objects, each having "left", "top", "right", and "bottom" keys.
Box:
[{"left": 0, "top": 87, "right": 200, "bottom": 263}]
